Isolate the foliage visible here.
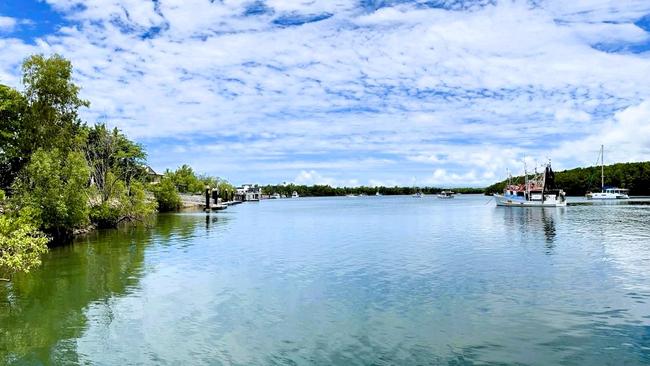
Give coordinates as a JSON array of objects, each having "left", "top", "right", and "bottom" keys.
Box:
[
  {"left": 90, "top": 179, "right": 156, "bottom": 228},
  {"left": 12, "top": 149, "right": 90, "bottom": 242},
  {"left": 21, "top": 54, "right": 89, "bottom": 153},
  {"left": 84, "top": 124, "right": 153, "bottom": 227},
  {"left": 0, "top": 212, "right": 49, "bottom": 278},
  {"left": 484, "top": 161, "right": 650, "bottom": 196},
  {"left": 0, "top": 85, "right": 28, "bottom": 189},
  {"left": 260, "top": 184, "right": 484, "bottom": 197},
  {"left": 0, "top": 53, "right": 229, "bottom": 276},
  {"left": 153, "top": 176, "right": 182, "bottom": 212},
  {"left": 167, "top": 164, "right": 204, "bottom": 194},
  {"left": 85, "top": 124, "right": 147, "bottom": 202}
]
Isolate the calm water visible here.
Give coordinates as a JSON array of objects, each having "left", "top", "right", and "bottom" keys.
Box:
[{"left": 2, "top": 195, "right": 650, "bottom": 365}]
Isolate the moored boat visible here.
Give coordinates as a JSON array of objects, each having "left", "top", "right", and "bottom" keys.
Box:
[
  {"left": 587, "top": 188, "right": 629, "bottom": 200},
  {"left": 437, "top": 191, "right": 455, "bottom": 199},
  {"left": 494, "top": 161, "right": 566, "bottom": 207},
  {"left": 586, "top": 145, "right": 629, "bottom": 200},
  {"left": 291, "top": 191, "right": 299, "bottom": 198}
]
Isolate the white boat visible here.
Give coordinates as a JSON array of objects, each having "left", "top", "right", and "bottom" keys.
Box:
[
  {"left": 437, "top": 191, "right": 455, "bottom": 199},
  {"left": 494, "top": 161, "right": 567, "bottom": 207},
  {"left": 586, "top": 145, "right": 629, "bottom": 200},
  {"left": 271, "top": 193, "right": 281, "bottom": 199},
  {"left": 291, "top": 191, "right": 299, "bottom": 198},
  {"left": 587, "top": 188, "right": 629, "bottom": 200},
  {"left": 346, "top": 194, "right": 357, "bottom": 197},
  {"left": 412, "top": 191, "right": 424, "bottom": 198},
  {"left": 375, "top": 191, "right": 382, "bottom": 196}
]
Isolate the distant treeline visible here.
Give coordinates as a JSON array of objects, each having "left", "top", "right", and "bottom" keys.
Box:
[
  {"left": 484, "top": 161, "right": 650, "bottom": 196},
  {"left": 260, "top": 184, "right": 484, "bottom": 197}
]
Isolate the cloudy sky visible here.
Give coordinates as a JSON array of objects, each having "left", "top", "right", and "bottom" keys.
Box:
[{"left": 1, "top": 0, "right": 650, "bottom": 187}]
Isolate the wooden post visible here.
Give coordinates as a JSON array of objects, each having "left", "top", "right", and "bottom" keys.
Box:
[{"left": 205, "top": 186, "right": 211, "bottom": 212}]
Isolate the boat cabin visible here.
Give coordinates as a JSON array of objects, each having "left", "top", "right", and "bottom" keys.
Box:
[{"left": 605, "top": 188, "right": 629, "bottom": 195}]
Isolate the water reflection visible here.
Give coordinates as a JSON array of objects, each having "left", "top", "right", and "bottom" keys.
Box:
[
  {"left": 2, "top": 198, "right": 650, "bottom": 365},
  {"left": 0, "top": 227, "right": 150, "bottom": 364},
  {"left": 500, "top": 207, "right": 563, "bottom": 251},
  {"left": 0, "top": 213, "right": 217, "bottom": 365}
]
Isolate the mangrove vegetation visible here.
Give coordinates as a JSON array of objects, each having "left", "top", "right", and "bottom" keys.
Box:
[{"left": 0, "top": 54, "right": 230, "bottom": 279}]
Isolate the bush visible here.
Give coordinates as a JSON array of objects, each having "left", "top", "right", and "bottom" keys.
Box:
[
  {"left": 13, "top": 149, "right": 90, "bottom": 242},
  {"left": 0, "top": 212, "right": 48, "bottom": 278},
  {"left": 153, "top": 177, "right": 181, "bottom": 212}
]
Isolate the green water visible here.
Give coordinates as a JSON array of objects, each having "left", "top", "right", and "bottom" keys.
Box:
[{"left": 1, "top": 196, "right": 650, "bottom": 365}]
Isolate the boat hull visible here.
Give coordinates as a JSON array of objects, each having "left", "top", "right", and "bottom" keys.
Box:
[
  {"left": 494, "top": 194, "right": 567, "bottom": 207},
  {"left": 587, "top": 193, "right": 629, "bottom": 200}
]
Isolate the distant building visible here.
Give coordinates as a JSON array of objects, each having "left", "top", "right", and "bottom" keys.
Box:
[
  {"left": 235, "top": 184, "right": 262, "bottom": 201},
  {"left": 145, "top": 166, "right": 164, "bottom": 184}
]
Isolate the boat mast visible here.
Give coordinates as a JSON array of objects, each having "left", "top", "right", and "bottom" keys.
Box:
[
  {"left": 601, "top": 144, "right": 604, "bottom": 192},
  {"left": 524, "top": 161, "right": 529, "bottom": 199}
]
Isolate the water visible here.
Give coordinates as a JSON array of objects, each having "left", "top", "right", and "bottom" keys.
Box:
[{"left": 2, "top": 195, "right": 650, "bottom": 365}]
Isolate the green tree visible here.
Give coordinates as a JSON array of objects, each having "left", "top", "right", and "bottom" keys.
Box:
[
  {"left": 21, "top": 54, "right": 89, "bottom": 153},
  {"left": 12, "top": 149, "right": 90, "bottom": 242},
  {"left": 85, "top": 124, "right": 146, "bottom": 201},
  {"left": 168, "top": 164, "right": 202, "bottom": 193},
  {"left": 0, "top": 211, "right": 49, "bottom": 280},
  {"left": 153, "top": 176, "right": 182, "bottom": 212},
  {"left": 0, "top": 85, "right": 28, "bottom": 189}
]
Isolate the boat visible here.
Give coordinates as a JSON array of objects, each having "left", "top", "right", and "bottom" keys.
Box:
[
  {"left": 412, "top": 191, "right": 424, "bottom": 198},
  {"left": 358, "top": 193, "right": 367, "bottom": 197},
  {"left": 291, "top": 191, "right": 299, "bottom": 198},
  {"left": 346, "top": 194, "right": 357, "bottom": 197},
  {"left": 494, "top": 160, "right": 567, "bottom": 207},
  {"left": 270, "top": 193, "right": 281, "bottom": 199},
  {"left": 586, "top": 145, "right": 629, "bottom": 200},
  {"left": 587, "top": 188, "right": 629, "bottom": 200},
  {"left": 437, "top": 190, "right": 455, "bottom": 199},
  {"left": 375, "top": 191, "right": 382, "bottom": 196}
]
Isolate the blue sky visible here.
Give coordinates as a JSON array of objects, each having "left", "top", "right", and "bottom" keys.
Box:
[{"left": 1, "top": 0, "right": 650, "bottom": 187}]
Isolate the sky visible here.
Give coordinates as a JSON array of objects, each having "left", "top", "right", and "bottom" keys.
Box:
[{"left": 1, "top": 0, "right": 650, "bottom": 187}]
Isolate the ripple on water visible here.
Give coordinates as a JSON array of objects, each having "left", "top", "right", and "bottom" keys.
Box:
[{"left": 2, "top": 195, "right": 650, "bottom": 365}]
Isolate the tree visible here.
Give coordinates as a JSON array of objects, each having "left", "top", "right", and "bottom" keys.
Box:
[
  {"left": 21, "top": 54, "right": 89, "bottom": 153},
  {"left": 153, "top": 176, "right": 182, "bottom": 212},
  {"left": 85, "top": 124, "right": 147, "bottom": 203},
  {"left": 12, "top": 149, "right": 91, "bottom": 242},
  {"left": 0, "top": 210, "right": 49, "bottom": 280},
  {"left": 168, "top": 164, "right": 202, "bottom": 193},
  {"left": 0, "top": 85, "right": 28, "bottom": 189}
]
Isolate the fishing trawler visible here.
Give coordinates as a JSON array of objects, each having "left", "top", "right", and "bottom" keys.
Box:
[
  {"left": 586, "top": 145, "right": 629, "bottom": 200},
  {"left": 494, "top": 161, "right": 567, "bottom": 207}
]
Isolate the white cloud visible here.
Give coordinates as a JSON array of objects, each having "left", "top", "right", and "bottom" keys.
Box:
[
  {"left": 1, "top": 0, "right": 650, "bottom": 186},
  {"left": 0, "top": 16, "right": 16, "bottom": 32},
  {"left": 553, "top": 99, "right": 650, "bottom": 167}
]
